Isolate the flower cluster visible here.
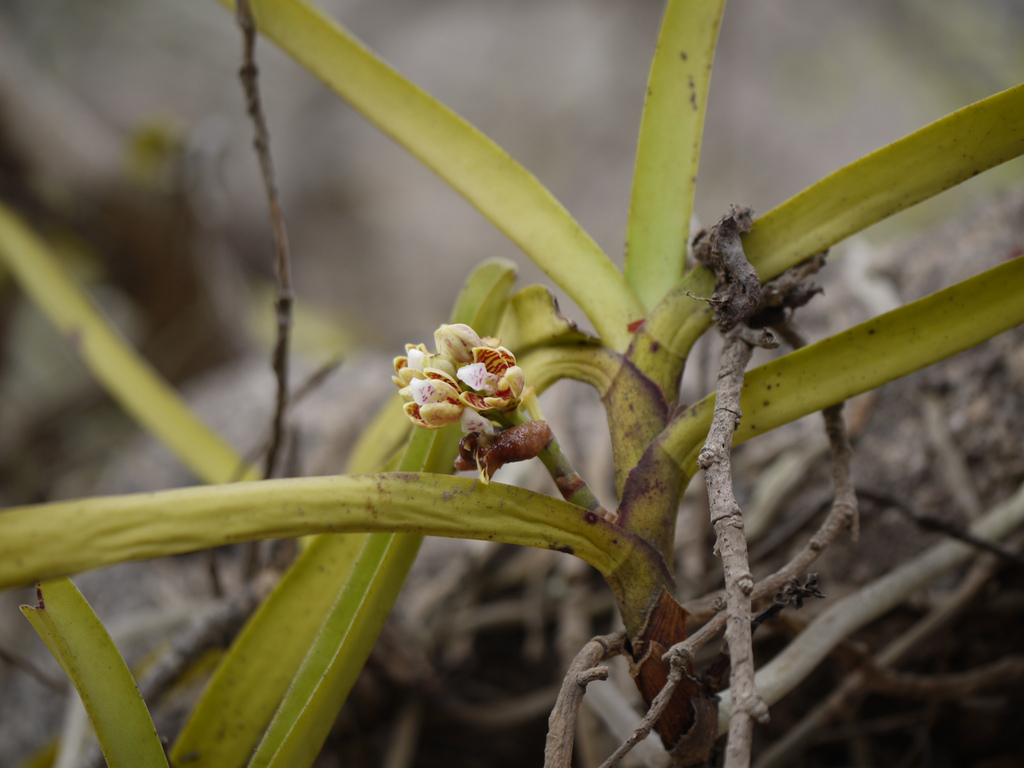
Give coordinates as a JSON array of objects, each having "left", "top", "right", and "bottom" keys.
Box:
[{"left": 393, "top": 324, "right": 525, "bottom": 433}]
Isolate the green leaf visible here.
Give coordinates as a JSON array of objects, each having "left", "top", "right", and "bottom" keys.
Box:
[
  {"left": 745, "top": 83, "right": 1024, "bottom": 282},
  {"left": 516, "top": 343, "right": 620, "bottom": 395},
  {"left": 0, "top": 203, "right": 255, "bottom": 485},
  {"left": 449, "top": 257, "right": 519, "bottom": 331},
  {"left": 246, "top": 532, "right": 421, "bottom": 768},
  {"left": 625, "top": 0, "right": 726, "bottom": 309},
  {"left": 637, "top": 85, "right": 1024, "bottom": 397},
  {"left": 20, "top": 579, "right": 169, "bottom": 768},
  {"left": 661, "top": 255, "right": 1024, "bottom": 475},
  {"left": 0, "top": 473, "right": 632, "bottom": 590},
  {"left": 219, "top": 0, "right": 644, "bottom": 350},
  {"left": 168, "top": 534, "right": 368, "bottom": 768},
  {"left": 496, "top": 284, "right": 594, "bottom": 353}
]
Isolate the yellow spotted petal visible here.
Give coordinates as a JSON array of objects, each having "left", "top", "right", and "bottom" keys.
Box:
[
  {"left": 418, "top": 401, "right": 465, "bottom": 428},
  {"left": 503, "top": 366, "right": 525, "bottom": 399}
]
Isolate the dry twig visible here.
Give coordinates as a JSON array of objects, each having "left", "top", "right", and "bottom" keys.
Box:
[
  {"left": 753, "top": 544, "right": 1013, "bottom": 768},
  {"left": 695, "top": 208, "right": 776, "bottom": 768},
  {"left": 698, "top": 324, "right": 775, "bottom": 768},
  {"left": 544, "top": 632, "right": 627, "bottom": 768},
  {"left": 236, "top": 0, "right": 295, "bottom": 483}
]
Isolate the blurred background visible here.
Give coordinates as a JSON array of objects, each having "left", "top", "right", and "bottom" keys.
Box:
[{"left": 1, "top": 1, "right": 1023, "bottom": 765}]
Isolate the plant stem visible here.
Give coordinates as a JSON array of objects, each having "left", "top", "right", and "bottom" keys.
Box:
[{"left": 509, "top": 393, "right": 615, "bottom": 522}]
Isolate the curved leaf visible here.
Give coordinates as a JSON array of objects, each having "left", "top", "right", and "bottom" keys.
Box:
[
  {"left": 516, "top": 343, "right": 619, "bottom": 395},
  {"left": 661, "top": 255, "right": 1024, "bottom": 475},
  {"left": 0, "top": 473, "right": 632, "bottom": 590},
  {"left": 625, "top": 0, "right": 726, "bottom": 309},
  {"left": 448, "top": 257, "right": 519, "bottom": 332},
  {"left": 639, "top": 84, "right": 1024, "bottom": 371},
  {"left": 20, "top": 579, "right": 168, "bottom": 768},
  {"left": 496, "top": 284, "right": 593, "bottom": 353},
  {"left": 219, "top": 0, "right": 644, "bottom": 350}
]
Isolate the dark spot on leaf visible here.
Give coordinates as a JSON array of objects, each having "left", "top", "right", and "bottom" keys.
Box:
[
  {"left": 680, "top": 51, "right": 688, "bottom": 60},
  {"left": 868, "top": 328, "right": 876, "bottom": 335},
  {"left": 554, "top": 544, "right": 574, "bottom": 555},
  {"left": 649, "top": 340, "right": 660, "bottom": 353},
  {"left": 584, "top": 511, "right": 599, "bottom": 524},
  {"left": 763, "top": 400, "right": 770, "bottom": 407}
]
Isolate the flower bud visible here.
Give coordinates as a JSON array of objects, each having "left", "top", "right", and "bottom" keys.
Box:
[{"left": 434, "top": 323, "right": 481, "bottom": 364}]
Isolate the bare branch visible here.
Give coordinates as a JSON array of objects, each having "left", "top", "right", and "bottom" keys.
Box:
[
  {"left": 544, "top": 632, "right": 627, "bottom": 768},
  {"left": 598, "top": 657, "right": 684, "bottom": 768},
  {"left": 236, "top": 0, "right": 295, "bottom": 483},
  {"left": 753, "top": 551, "right": 1004, "bottom": 768},
  {"left": 698, "top": 325, "right": 777, "bottom": 768}
]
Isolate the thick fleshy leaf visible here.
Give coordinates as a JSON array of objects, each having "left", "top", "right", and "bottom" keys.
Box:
[
  {"left": 744, "top": 83, "right": 1024, "bottom": 282},
  {"left": 169, "top": 534, "right": 367, "bottom": 768},
  {"left": 625, "top": 0, "right": 727, "bottom": 309},
  {"left": 0, "top": 473, "right": 632, "bottom": 591},
  {"left": 662, "top": 255, "right": 1024, "bottom": 474},
  {"left": 21, "top": 579, "right": 168, "bottom": 768},
  {"left": 246, "top": 533, "right": 421, "bottom": 768},
  {"left": 495, "top": 284, "right": 592, "bottom": 353},
  {"left": 639, "top": 84, "right": 1024, "bottom": 389}
]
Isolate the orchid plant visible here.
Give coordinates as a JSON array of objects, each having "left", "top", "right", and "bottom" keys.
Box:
[{"left": 1, "top": 1, "right": 1024, "bottom": 767}]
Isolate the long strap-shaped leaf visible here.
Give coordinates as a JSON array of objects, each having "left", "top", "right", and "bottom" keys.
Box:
[
  {"left": 247, "top": 531, "right": 419, "bottom": 767},
  {"left": 638, "top": 83, "right": 1024, "bottom": 375},
  {"left": 745, "top": 82, "right": 1024, "bottom": 281},
  {"left": 21, "top": 579, "right": 169, "bottom": 768},
  {"left": 625, "top": 0, "right": 726, "bottom": 309},
  {"left": 216, "top": 0, "right": 644, "bottom": 351},
  {"left": 0, "top": 473, "right": 632, "bottom": 590},
  {"left": 662, "top": 254, "right": 1024, "bottom": 472},
  {"left": 0, "top": 203, "right": 256, "bottom": 485},
  {"left": 168, "top": 533, "right": 368, "bottom": 767}
]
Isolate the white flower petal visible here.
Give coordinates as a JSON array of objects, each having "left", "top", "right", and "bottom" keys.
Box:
[
  {"left": 461, "top": 410, "right": 495, "bottom": 435},
  {"left": 407, "top": 347, "right": 427, "bottom": 371},
  {"left": 458, "top": 362, "right": 496, "bottom": 392},
  {"left": 409, "top": 377, "right": 440, "bottom": 405}
]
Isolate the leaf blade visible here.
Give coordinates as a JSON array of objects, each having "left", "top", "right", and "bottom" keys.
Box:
[
  {"left": 0, "top": 203, "right": 254, "bottom": 485},
  {"left": 168, "top": 534, "right": 368, "bottom": 768},
  {"left": 223, "top": 0, "right": 643, "bottom": 350},
  {"left": 663, "top": 255, "right": 1024, "bottom": 472},
  {"left": 625, "top": 0, "right": 726, "bottom": 309},
  {"left": 0, "top": 473, "right": 630, "bottom": 590},
  {"left": 20, "top": 579, "right": 169, "bottom": 768},
  {"left": 744, "top": 83, "right": 1024, "bottom": 281}
]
